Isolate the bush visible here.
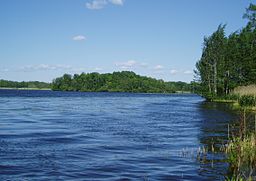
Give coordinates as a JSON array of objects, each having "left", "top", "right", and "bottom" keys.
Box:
[
  {"left": 226, "top": 94, "right": 240, "bottom": 101},
  {"left": 238, "top": 95, "right": 256, "bottom": 108},
  {"left": 203, "top": 93, "right": 216, "bottom": 101}
]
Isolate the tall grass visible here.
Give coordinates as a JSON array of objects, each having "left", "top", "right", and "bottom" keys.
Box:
[
  {"left": 233, "top": 85, "right": 256, "bottom": 96},
  {"left": 224, "top": 87, "right": 256, "bottom": 111},
  {"left": 224, "top": 94, "right": 256, "bottom": 180},
  {"left": 225, "top": 134, "right": 256, "bottom": 180}
]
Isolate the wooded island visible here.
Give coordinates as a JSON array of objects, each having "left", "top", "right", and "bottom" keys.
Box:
[{"left": 51, "top": 71, "right": 190, "bottom": 93}]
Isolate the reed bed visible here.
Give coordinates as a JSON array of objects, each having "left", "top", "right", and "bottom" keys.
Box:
[
  {"left": 233, "top": 85, "right": 256, "bottom": 96},
  {"left": 225, "top": 134, "right": 256, "bottom": 180},
  {"left": 224, "top": 94, "right": 256, "bottom": 180}
]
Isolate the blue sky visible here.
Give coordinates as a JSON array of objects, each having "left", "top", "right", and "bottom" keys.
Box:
[{"left": 0, "top": 0, "right": 255, "bottom": 82}]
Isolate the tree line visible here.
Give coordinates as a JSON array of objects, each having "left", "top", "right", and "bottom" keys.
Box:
[
  {"left": 194, "top": 4, "right": 256, "bottom": 98},
  {"left": 0, "top": 79, "right": 51, "bottom": 89},
  {"left": 52, "top": 71, "right": 190, "bottom": 93}
]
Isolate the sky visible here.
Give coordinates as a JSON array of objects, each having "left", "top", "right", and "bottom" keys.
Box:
[{"left": 0, "top": 0, "right": 255, "bottom": 83}]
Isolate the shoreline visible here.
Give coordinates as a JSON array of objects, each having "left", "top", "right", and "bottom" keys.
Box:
[
  {"left": 0, "top": 87, "right": 51, "bottom": 90},
  {"left": 211, "top": 98, "right": 256, "bottom": 112},
  {"left": 0, "top": 87, "right": 192, "bottom": 94}
]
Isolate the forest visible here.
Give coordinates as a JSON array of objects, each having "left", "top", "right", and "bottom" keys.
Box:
[
  {"left": 51, "top": 71, "right": 190, "bottom": 93},
  {"left": 194, "top": 3, "right": 256, "bottom": 99},
  {"left": 0, "top": 79, "right": 51, "bottom": 89}
]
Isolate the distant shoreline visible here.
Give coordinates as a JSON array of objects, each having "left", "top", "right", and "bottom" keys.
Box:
[
  {"left": 0, "top": 87, "right": 192, "bottom": 94},
  {"left": 0, "top": 87, "right": 51, "bottom": 90}
]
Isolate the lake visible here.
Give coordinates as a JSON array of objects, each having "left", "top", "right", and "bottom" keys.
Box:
[{"left": 0, "top": 90, "right": 236, "bottom": 180}]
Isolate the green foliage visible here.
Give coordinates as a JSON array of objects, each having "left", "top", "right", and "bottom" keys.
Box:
[
  {"left": 195, "top": 4, "right": 256, "bottom": 97},
  {"left": 0, "top": 79, "right": 51, "bottom": 89},
  {"left": 51, "top": 71, "right": 191, "bottom": 93},
  {"left": 226, "top": 134, "right": 256, "bottom": 180},
  {"left": 204, "top": 93, "right": 216, "bottom": 101},
  {"left": 238, "top": 95, "right": 256, "bottom": 108},
  {"left": 228, "top": 94, "right": 240, "bottom": 101},
  {"left": 243, "top": 3, "right": 256, "bottom": 28}
]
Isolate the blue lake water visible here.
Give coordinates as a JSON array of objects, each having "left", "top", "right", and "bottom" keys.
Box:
[{"left": 0, "top": 90, "right": 235, "bottom": 180}]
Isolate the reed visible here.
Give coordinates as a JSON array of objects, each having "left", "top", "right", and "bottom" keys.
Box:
[
  {"left": 233, "top": 85, "right": 256, "bottom": 96},
  {"left": 225, "top": 134, "right": 256, "bottom": 180},
  {"left": 224, "top": 96, "right": 256, "bottom": 180}
]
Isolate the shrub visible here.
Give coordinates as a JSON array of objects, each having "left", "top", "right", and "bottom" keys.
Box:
[
  {"left": 227, "top": 94, "right": 240, "bottom": 101},
  {"left": 238, "top": 95, "right": 256, "bottom": 108}
]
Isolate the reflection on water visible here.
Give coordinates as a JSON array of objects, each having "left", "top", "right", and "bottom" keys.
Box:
[
  {"left": 197, "top": 101, "right": 238, "bottom": 180},
  {"left": 0, "top": 90, "right": 237, "bottom": 180}
]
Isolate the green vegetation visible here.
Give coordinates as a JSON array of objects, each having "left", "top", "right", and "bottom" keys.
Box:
[
  {"left": 51, "top": 71, "right": 191, "bottom": 93},
  {"left": 0, "top": 79, "right": 51, "bottom": 89},
  {"left": 194, "top": 3, "right": 256, "bottom": 100},
  {"left": 238, "top": 95, "right": 256, "bottom": 108},
  {"left": 224, "top": 96, "right": 256, "bottom": 180},
  {"left": 226, "top": 134, "right": 256, "bottom": 180},
  {"left": 193, "top": 4, "right": 256, "bottom": 179}
]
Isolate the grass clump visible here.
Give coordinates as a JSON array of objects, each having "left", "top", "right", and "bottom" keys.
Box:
[
  {"left": 224, "top": 94, "right": 256, "bottom": 180},
  {"left": 225, "top": 134, "right": 256, "bottom": 180}
]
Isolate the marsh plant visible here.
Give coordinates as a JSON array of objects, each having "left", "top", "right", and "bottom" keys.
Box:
[
  {"left": 225, "top": 134, "right": 256, "bottom": 180},
  {"left": 233, "top": 85, "right": 256, "bottom": 97},
  {"left": 224, "top": 95, "right": 256, "bottom": 180}
]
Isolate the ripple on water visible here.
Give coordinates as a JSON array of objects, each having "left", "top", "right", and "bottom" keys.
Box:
[{"left": 0, "top": 91, "right": 234, "bottom": 180}]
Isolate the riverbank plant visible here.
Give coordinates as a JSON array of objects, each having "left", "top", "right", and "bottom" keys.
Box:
[
  {"left": 233, "top": 85, "right": 256, "bottom": 96},
  {"left": 224, "top": 95, "right": 256, "bottom": 180},
  {"left": 209, "top": 94, "right": 256, "bottom": 112},
  {"left": 238, "top": 95, "right": 256, "bottom": 108},
  {"left": 225, "top": 134, "right": 256, "bottom": 180}
]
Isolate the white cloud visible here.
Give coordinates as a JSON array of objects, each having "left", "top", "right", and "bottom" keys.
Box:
[
  {"left": 0, "top": 68, "right": 9, "bottom": 72},
  {"left": 72, "top": 35, "right": 86, "bottom": 41},
  {"left": 109, "top": 0, "right": 124, "bottom": 5},
  {"left": 115, "top": 60, "right": 149, "bottom": 70},
  {"left": 86, "top": 0, "right": 107, "bottom": 10},
  {"left": 115, "top": 60, "right": 137, "bottom": 69},
  {"left": 19, "top": 64, "right": 73, "bottom": 72},
  {"left": 153, "top": 65, "right": 164, "bottom": 70},
  {"left": 183, "top": 70, "right": 193, "bottom": 74},
  {"left": 94, "top": 67, "right": 103, "bottom": 71},
  {"left": 70, "top": 67, "right": 87, "bottom": 72},
  {"left": 55, "top": 64, "right": 73, "bottom": 70},
  {"left": 170, "top": 69, "right": 178, "bottom": 74},
  {"left": 86, "top": 0, "right": 124, "bottom": 10},
  {"left": 139, "top": 62, "right": 148, "bottom": 67}
]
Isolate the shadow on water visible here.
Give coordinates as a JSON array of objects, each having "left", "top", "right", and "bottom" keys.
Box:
[{"left": 196, "top": 101, "right": 239, "bottom": 180}]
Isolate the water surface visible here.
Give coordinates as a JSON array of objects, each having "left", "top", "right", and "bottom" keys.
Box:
[{"left": 0, "top": 90, "right": 235, "bottom": 180}]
